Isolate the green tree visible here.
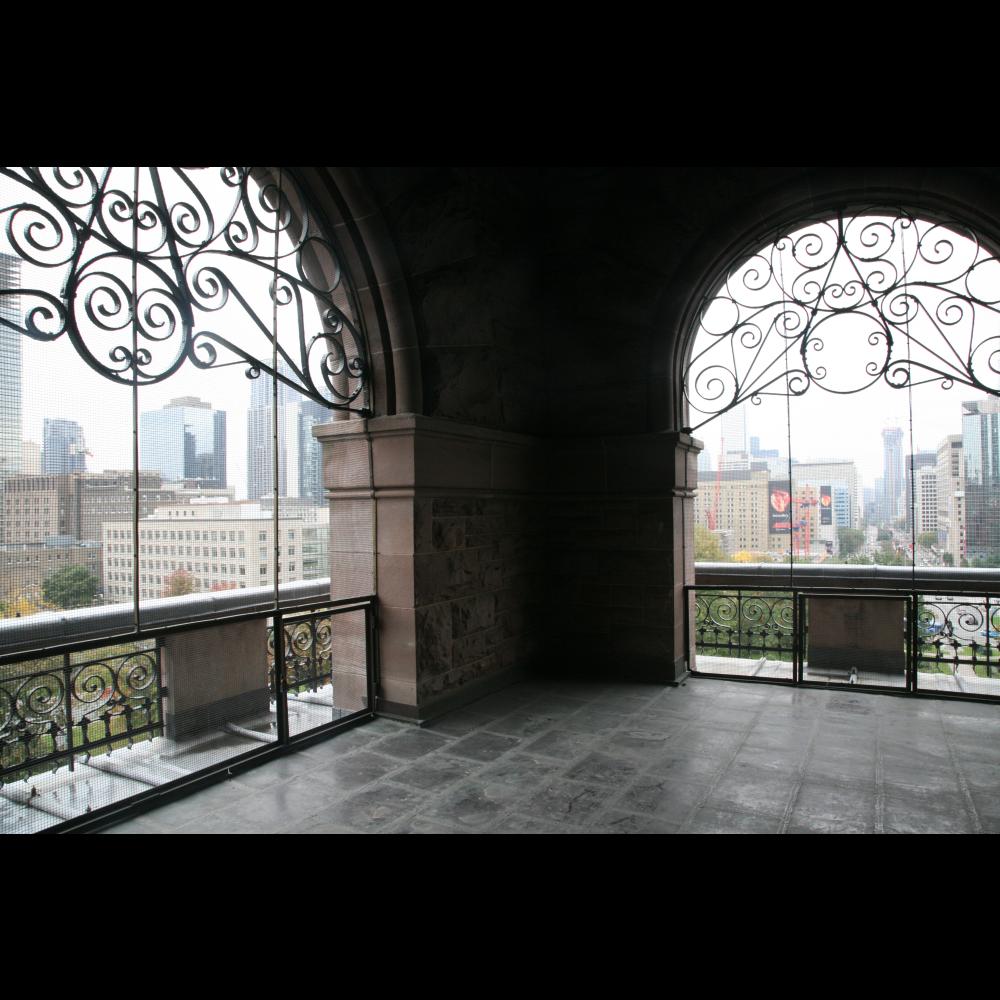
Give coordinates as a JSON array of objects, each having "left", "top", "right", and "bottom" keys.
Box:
[
  {"left": 694, "top": 526, "right": 725, "bottom": 562},
  {"left": 837, "top": 527, "right": 865, "bottom": 556},
  {"left": 942, "top": 552, "right": 954, "bottom": 566},
  {"left": 163, "top": 569, "right": 196, "bottom": 597},
  {"left": 42, "top": 566, "right": 98, "bottom": 609},
  {"left": 876, "top": 528, "right": 892, "bottom": 542},
  {"left": 917, "top": 532, "right": 938, "bottom": 549}
]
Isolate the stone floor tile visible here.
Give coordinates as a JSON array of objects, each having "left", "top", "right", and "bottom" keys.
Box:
[
  {"left": 524, "top": 780, "right": 616, "bottom": 827},
  {"left": 587, "top": 810, "right": 681, "bottom": 834},
  {"left": 521, "top": 728, "right": 601, "bottom": 761},
  {"left": 387, "top": 754, "right": 481, "bottom": 792},
  {"left": 307, "top": 751, "right": 403, "bottom": 792},
  {"left": 614, "top": 776, "right": 710, "bottom": 824},
  {"left": 476, "top": 752, "right": 566, "bottom": 788},
  {"left": 423, "top": 710, "right": 494, "bottom": 737},
  {"left": 303, "top": 784, "right": 421, "bottom": 833},
  {"left": 683, "top": 806, "right": 782, "bottom": 834},
  {"left": 373, "top": 729, "right": 453, "bottom": 761},
  {"left": 564, "top": 751, "right": 642, "bottom": 787},
  {"left": 422, "top": 781, "right": 523, "bottom": 830},
  {"left": 788, "top": 781, "right": 876, "bottom": 832},
  {"left": 446, "top": 731, "right": 522, "bottom": 762},
  {"left": 706, "top": 767, "right": 798, "bottom": 818}
]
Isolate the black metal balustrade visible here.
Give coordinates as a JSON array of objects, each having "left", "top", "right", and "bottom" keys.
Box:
[
  {"left": 689, "top": 567, "right": 1000, "bottom": 698},
  {"left": 0, "top": 640, "right": 162, "bottom": 784},
  {"left": 0, "top": 592, "right": 376, "bottom": 834}
]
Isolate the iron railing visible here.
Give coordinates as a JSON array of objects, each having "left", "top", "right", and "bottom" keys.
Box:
[
  {"left": 0, "top": 592, "right": 376, "bottom": 833},
  {"left": 0, "top": 639, "right": 163, "bottom": 784},
  {"left": 689, "top": 565, "right": 1000, "bottom": 698}
]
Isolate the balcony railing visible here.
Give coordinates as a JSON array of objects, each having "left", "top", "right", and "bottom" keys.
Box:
[
  {"left": 689, "top": 563, "right": 1000, "bottom": 699},
  {"left": 0, "top": 582, "right": 376, "bottom": 834}
]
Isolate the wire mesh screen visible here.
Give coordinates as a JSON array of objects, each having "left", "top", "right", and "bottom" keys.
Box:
[{"left": 274, "top": 605, "right": 369, "bottom": 738}]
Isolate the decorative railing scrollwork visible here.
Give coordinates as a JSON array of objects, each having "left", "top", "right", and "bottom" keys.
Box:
[
  {"left": 916, "top": 596, "right": 998, "bottom": 678},
  {"left": 0, "top": 167, "right": 369, "bottom": 412},
  {"left": 267, "top": 608, "right": 334, "bottom": 699},
  {"left": 693, "top": 589, "right": 794, "bottom": 660},
  {"left": 684, "top": 211, "right": 1000, "bottom": 430},
  {"left": 0, "top": 640, "right": 162, "bottom": 783}
]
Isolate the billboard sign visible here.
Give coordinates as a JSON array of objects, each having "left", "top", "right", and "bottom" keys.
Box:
[
  {"left": 820, "top": 486, "right": 833, "bottom": 525},
  {"left": 769, "top": 480, "right": 792, "bottom": 533}
]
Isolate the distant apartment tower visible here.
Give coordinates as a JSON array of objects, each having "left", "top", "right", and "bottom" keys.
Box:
[
  {"left": 961, "top": 398, "right": 1000, "bottom": 561},
  {"left": 42, "top": 418, "right": 87, "bottom": 474},
  {"left": 247, "top": 371, "right": 328, "bottom": 501},
  {"left": 139, "top": 397, "right": 226, "bottom": 487},
  {"left": 904, "top": 452, "right": 937, "bottom": 532},
  {"left": 937, "top": 434, "right": 965, "bottom": 564},
  {"left": 0, "top": 252, "right": 22, "bottom": 478}
]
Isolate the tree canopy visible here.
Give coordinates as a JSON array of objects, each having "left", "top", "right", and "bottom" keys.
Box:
[{"left": 42, "top": 566, "right": 98, "bottom": 609}]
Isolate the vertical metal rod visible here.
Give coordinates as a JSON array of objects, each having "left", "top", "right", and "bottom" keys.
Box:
[
  {"left": 366, "top": 601, "right": 377, "bottom": 714},
  {"left": 274, "top": 610, "right": 288, "bottom": 744},
  {"left": 64, "top": 652, "right": 74, "bottom": 772},
  {"left": 271, "top": 169, "right": 282, "bottom": 615},
  {"left": 268, "top": 171, "right": 288, "bottom": 744},
  {"left": 131, "top": 168, "right": 141, "bottom": 634}
]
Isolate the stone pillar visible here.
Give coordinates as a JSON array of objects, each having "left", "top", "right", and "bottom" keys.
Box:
[
  {"left": 544, "top": 431, "right": 702, "bottom": 684},
  {"left": 314, "top": 415, "right": 545, "bottom": 723},
  {"left": 161, "top": 618, "right": 270, "bottom": 741}
]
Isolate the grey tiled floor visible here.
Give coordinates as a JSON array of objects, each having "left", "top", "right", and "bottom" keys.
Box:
[{"left": 101, "top": 677, "right": 1000, "bottom": 834}]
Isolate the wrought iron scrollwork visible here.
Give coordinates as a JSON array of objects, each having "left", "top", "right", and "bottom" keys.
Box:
[
  {"left": 916, "top": 596, "right": 997, "bottom": 678},
  {"left": 684, "top": 211, "right": 1000, "bottom": 430},
  {"left": 0, "top": 167, "right": 369, "bottom": 411},
  {"left": 0, "top": 642, "right": 162, "bottom": 782},
  {"left": 693, "top": 590, "right": 794, "bottom": 659}
]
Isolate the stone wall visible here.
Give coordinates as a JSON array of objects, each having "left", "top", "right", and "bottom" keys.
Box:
[
  {"left": 542, "top": 432, "right": 700, "bottom": 682},
  {"left": 316, "top": 415, "right": 546, "bottom": 722}
]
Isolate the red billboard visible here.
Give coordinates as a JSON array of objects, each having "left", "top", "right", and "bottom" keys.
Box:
[{"left": 769, "top": 480, "right": 792, "bottom": 533}]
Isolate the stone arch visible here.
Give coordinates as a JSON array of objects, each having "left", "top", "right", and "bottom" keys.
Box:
[{"left": 296, "top": 167, "right": 424, "bottom": 418}]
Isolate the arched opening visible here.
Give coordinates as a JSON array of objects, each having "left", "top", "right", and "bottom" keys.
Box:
[
  {"left": 681, "top": 208, "right": 1000, "bottom": 697},
  {"left": 0, "top": 166, "right": 410, "bottom": 832}
]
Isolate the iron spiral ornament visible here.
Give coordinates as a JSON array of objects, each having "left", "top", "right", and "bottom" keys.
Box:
[
  {"left": 0, "top": 167, "right": 369, "bottom": 411},
  {"left": 684, "top": 211, "right": 1000, "bottom": 431}
]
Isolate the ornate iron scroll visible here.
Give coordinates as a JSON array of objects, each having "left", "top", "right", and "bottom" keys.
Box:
[
  {"left": 916, "top": 595, "right": 998, "bottom": 678},
  {"left": 684, "top": 212, "right": 1000, "bottom": 431},
  {"left": 0, "top": 167, "right": 369, "bottom": 411},
  {"left": 693, "top": 590, "right": 794, "bottom": 660},
  {"left": 0, "top": 641, "right": 161, "bottom": 782}
]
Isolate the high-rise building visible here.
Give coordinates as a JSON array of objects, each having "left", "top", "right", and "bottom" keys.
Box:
[
  {"left": 0, "top": 252, "right": 22, "bottom": 479},
  {"left": 881, "top": 427, "right": 904, "bottom": 524},
  {"left": 42, "top": 418, "right": 87, "bottom": 475},
  {"left": 936, "top": 434, "right": 964, "bottom": 565},
  {"left": 247, "top": 370, "right": 329, "bottom": 501},
  {"left": 904, "top": 451, "right": 937, "bottom": 532},
  {"left": 961, "top": 398, "right": 1000, "bottom": 561},
  {"left": 139, "top": 396, "right": 227, "bottom": 487}
]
